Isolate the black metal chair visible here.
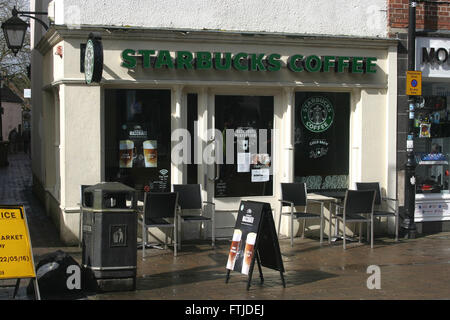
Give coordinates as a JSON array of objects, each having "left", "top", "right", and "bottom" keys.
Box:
[
  {"left": 278, "top": 183, "right": 325, "bottom": 247},
  {"left": 141, "top": 192, "right": 179, "bottom": 258},
  {"left": 356, "top": 182, "right": 399, "bottom": 242},
  {"left": 333, "top": 189, "right": 376, "bottom": 249},
  {"left": 173, "top": 184, "right": 216, "bottom": 249}
]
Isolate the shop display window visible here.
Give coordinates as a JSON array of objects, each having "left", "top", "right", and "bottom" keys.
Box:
[
  {"left": 294, "top": 92, "right": 350, "bottom": 192},
  {"left": 104, "top": 89, "right": 171, "bottom": 196},
  {"left": 414, "top": 82, "right": 450, "bottom": 195},
  {"left": 214, "top": 95, "right": 274, "bottom": 198}
]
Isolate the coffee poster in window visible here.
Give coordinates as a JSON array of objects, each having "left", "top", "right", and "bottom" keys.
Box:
[{"left": 119, "top": 123, "right": 158, "bottom": 168}]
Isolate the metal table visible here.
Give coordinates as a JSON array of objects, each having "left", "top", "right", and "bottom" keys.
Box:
[{"left": 309, "top": 190, "right": 358, "bottom": 243}]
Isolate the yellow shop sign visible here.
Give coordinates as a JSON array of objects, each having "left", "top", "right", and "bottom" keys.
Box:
[{"left": 0, "top": 206, "right": 36, "bottom": 280}]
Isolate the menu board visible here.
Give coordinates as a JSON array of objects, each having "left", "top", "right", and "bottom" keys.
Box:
[
  {"left": 226, "top": 202, "right": 263, "bottom": 275},
  {"left": 225, "top": 201, "right": 285, "bottom": 290}
]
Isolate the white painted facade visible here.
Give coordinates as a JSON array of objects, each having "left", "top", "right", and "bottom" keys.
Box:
[
  {"left": 47, "top": 0, "right": 388, "bottom": 38},
  {"left": 30, "top": 0, "right": 397, "bottom": 245}
]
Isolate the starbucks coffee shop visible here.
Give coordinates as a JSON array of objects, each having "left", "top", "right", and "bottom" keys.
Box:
[{"left": 32, "top": 25, "right": 398, "bottom": 245}]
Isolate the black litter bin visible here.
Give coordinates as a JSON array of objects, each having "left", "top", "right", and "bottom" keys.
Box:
[{"left": 82, "top": 182, "right": 137, "bottom": 292}]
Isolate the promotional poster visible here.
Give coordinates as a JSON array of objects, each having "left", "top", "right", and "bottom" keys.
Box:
[{"left": 226, "top": 202, "right": 263, "bottom": 275}]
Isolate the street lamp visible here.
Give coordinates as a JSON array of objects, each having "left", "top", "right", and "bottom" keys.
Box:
[
  {"left": 1, "top": 6, "right": 48, "bottom": 56},
  {"left": 402, "top": 0, "right": 418, "bottom": 239}
]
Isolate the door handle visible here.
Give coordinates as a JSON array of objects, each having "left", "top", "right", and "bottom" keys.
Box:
[
  {"left": 206, "top": 135, "right": 221, "bottom": 181},
  {"left": 208, "top": 163, "right": 221, "bottom": 182}
]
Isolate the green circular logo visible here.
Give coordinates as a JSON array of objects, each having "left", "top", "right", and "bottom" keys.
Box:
[
  {"left": 301, "top": 96, "right": 334, "bottom": 133},
  {"left": 84, "top": 39, "right": 95, "bottom": 84}
]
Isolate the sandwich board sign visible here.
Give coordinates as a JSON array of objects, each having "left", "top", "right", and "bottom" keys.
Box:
[
  {"left": 0, "top": 205, "right": 40, "bottom": 299},
  {"left": 225, "top": 201, "right": 285, "bottom": 290}
]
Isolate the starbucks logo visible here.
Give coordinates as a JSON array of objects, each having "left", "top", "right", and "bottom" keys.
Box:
[
  {"left": 301, "top": 97, "right": 334, "bottom": 133},
  {"left": 84, "top": 39, "right": 95, "bottom": 84},
  {"left": 84, "top": 33, "right": 103, "bottom": 84}
]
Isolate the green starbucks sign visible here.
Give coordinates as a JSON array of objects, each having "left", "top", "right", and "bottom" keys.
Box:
[
  {"left": 301, "top": 97, "right": 334, "bottom": 133},
  {"left": 84, "top": 33, "right": 103, "bottom": 84},
  {"left": 120, "top": 49, "right": 378, "bottom": 74}
]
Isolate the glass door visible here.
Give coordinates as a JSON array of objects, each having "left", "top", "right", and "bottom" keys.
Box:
[
  {"left": 212, "top": 95, "right": 275, "bottom": 198},
  {"left": 201, "top": 93, "right": 275, "bottom": 239}
]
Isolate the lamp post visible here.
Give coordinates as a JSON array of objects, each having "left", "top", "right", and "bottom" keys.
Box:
[
  {"left": 402, "top": 0, "right": 418, "bottom": 239},
  {"left": 1, "top": 6, "right": 48, "bottom": 56}
]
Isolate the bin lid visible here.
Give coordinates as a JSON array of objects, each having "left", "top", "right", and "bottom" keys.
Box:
[{"left": 84, "top": 182, "right": 136, "bottom": 193}]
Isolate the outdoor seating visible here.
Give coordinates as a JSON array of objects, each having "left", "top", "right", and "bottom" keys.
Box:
[
  {"left": 333, "top": 189, "right": 376, "bottom": 249},
  {"left": 141, "top": 192, "right": 179, "bottom": 258},
  {"left": 356, "top": 182, "right": 399, "bottom": 241},
  {"left": 278, "top": 183, "right": 325, "bottom": 247},
  {"left": 173, "top": 184, "right": 216, "bottom": 249}
]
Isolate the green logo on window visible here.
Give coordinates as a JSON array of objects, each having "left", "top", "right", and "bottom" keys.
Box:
[{"left": 301, "top": 97, "right": 334, "bottom": 133}]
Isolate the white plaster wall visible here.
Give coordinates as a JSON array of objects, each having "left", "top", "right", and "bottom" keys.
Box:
[
  {"left": 360, "top": 89, "right": 387, "bottom": 186},
  {"left": 31, "top": 0, "right": 51, "bottom": 190},
  {"left": 59, "top": 84, "right": 103, "bottom": 244},
  {"left": 53, "top": 0, "right": 388, "bottom": 38}
]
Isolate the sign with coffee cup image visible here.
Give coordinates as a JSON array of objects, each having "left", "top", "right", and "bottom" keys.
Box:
[
  {"left": 226, "top": 201, "right": 285, "bottom": 290},
  {"left": 119, "top": 140, "right": 135, "bottom": 168},
  {"left": 143, "top": 140, "right": 158, "bottom": 168},
  {"left": 119, "top": 124, "right": 158, "bottom": 169}
]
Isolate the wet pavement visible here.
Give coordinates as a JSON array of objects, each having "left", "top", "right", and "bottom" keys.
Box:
[{"left": 1, "top": 153, "right": 450, "bottom": 301}]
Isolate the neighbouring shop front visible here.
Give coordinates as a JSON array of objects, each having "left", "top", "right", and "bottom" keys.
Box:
[
  {"left": 414, "top": 36, "right": 450, "bottom": 229},
  {"left": 33, "top": 26, "right": 398, "bottom": 245}
]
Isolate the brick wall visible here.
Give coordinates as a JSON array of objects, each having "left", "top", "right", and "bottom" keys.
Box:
[{"left": 389, "top": 0, "right": 450, "bottom": 30}]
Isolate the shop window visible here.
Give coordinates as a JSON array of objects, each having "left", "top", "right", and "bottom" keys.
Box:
[
  {"left": 104, "top": 89, "right": 171, "bottom": 197},
  {"left": 414, "top": 82, "right": 450, "bottom": 195},
  {"left": 214, "top": 95, "right": 274, "bottom": 198},
  {"left": 294, "top": 92, "right": 350, "bottom": 192}
]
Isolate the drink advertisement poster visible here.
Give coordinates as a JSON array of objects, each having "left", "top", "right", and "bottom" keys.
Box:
[
  {"left": 226, "top": 201, "right": 263, "bottom": 275},
  {"left": 119, "top": 123, "right": 158, "bottom": 169}
]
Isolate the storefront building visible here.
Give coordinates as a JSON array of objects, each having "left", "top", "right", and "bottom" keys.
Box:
[
  {"left": 388, "top": 0, "right": 450, "bottom": 232},
  {"left": 31, "top": 0, "right": 397, "bottom": 244},
  {"left": 414, "top": 36, "right": 450, "bottom": 226}
]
